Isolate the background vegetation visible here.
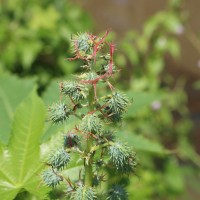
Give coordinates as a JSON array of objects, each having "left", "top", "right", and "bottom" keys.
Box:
[{"left": 0, "top": 0, "right": 199, "bottom": 199}]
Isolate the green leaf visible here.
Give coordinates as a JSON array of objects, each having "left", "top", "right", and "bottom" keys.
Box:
[
  {"left": 116, "top": 132, "right": 166, "bottom": 154},
  {"left": 0, "top": 89, "right": 49, "bottom": 199},
  {"left": 42, "top": 80, "right": 60, "bottom": 106},
  {"left": 0, "top": 75, "right": 36, "bottom": 144},
  {"left": 125, "top": 91, "right": 163, "bottom": 117},
  {"left": 61, "top": 165, "right": 84, "bottom": 182},
  {"left": 9, "top": 89, "right": 45, "bottom": 182}
]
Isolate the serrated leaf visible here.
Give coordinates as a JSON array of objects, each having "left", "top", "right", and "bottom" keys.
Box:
[
  {"left": 0, "top": 75, "right": 36, "bottom": 144},
  {"left": 9, "top": 89, "right": 45, "bottom": 182},
  {"left": 0, "top": 89, "right": 49, "bottom": 199}
]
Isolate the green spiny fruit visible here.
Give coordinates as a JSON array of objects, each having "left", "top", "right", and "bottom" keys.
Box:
[
  {"left": 107, "top": 185, "right": 128, "bottom": 200},
  {"left": 71, "top": 185, "right": 96, "bottom": 200},
  {"left": 73, "top": 33, "right": 93, "bottom": 57},
  {"left": 48, "top": 102, "right": 71, "bottom": 124},
  {"left": 80, "top": 113, "right": 102, "bottom": 134},
  {"left": 99, "top": 63, "right": 117, "bottom": 75},
  {"left": 61, "top": 81, "right": 87, "bottom": 102},
  {"left": 104, "top": 92, "right": 129, "bottom": 114},
  {"left": 48, "top": 148, "right": 70, "bottom": 170},
  {"left": 79, "top": 72, "right": 99, "bottom": 81},
  {"left": 109, "top": 142, "right": 137, "bottom": 174},
  {"left": 103, "top": 92, "right": 129, "bottom": 122},
  {"left": 42, "top": 169, "right": 63, "bottom": 188}
]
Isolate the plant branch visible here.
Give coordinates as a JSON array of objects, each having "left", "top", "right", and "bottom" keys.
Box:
[{"left": 84, "top": 86, "right": 95, "bottom": 186}]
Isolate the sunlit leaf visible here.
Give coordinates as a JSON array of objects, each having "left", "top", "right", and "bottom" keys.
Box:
[
  {"left": 0, "top": 75, "right": 36, "bottom": 144},
  {"left": 0, "top": 89, "right": 49, "bottom": 199}
]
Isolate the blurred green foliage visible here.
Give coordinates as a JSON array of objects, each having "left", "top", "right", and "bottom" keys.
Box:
[
  {"left": 0, "top": 0, "right": 93, "bottom": 89},
  {"left": 0, "top": 0, "right": 200, "bottom": 199},
  {"left": 111, "top": 0, "right": 200, "bottom": 199}
]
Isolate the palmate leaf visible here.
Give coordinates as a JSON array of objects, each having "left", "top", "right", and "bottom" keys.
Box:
[
  {"left": 0, "top": 75, "right": 36, "bottom": 144},
  {"left": 0, "top": 89, "right": 49, "bottom": 199}
]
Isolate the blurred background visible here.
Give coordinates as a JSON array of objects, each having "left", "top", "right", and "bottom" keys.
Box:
[{"left": 0, "top": 0, "right": 200, "bottom": 199}]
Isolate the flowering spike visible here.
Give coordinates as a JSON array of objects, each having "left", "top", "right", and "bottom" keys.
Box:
[{"left": 42, "top": 31, "right": 137, "bottom": 199}]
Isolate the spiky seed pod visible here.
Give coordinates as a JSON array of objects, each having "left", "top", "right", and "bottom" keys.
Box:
[
  {"left": 42, "top": 169, "right": 63, "bottom": 188},
  {"left": 61, "top": 81, "right": 87, "bottom": 102},
  {"left": 48, "top": 102, "right": 71, "bottom": 124},
  {"left": 64, "top": 133, "right": 80, "bottom": 148},
  {"left": 107, "top": 185, "right": 128, "bottom": 200},
  {"left": 80, "top": 113, "right": 102, "bottom": 134},
  {"left": 109, "top": 142, "right": 137, "bottom": 174},
  {"left": 103, "top": 92, "right": 129, "bottom": 123},
  {"left": 48, "top": 148, "right": 70, "bottom": 170},
  {"left": 73, "top": 33, "right": 93, "bottom": 58},
  {"left": 99, "top": 63, "right": 117, "bottom": 75},
  {"left": 104, "top": 92, "right": 129, "bottom": 114},
  {"left": 79, "top": 72, "right": 99, "bottom": 82},
  {"left": 71, "top": 185, "right": 97, "bottom": 200}
]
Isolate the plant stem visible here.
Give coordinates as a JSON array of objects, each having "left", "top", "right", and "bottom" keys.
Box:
[{"left": 84, "top": 86, "right": 95, "bottom": 186}]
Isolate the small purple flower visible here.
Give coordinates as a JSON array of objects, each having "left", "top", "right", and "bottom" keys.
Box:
[
  {"left": 175, "top": 25, "right": 185, "bottom": 35},
  {"left": 151, "top": 101, "right": 162, "bottom": 111}
]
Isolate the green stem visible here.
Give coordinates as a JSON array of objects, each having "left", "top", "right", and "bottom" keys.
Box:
[{"left": 84, "top": 86, "right": 95, "bottom": 186}]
